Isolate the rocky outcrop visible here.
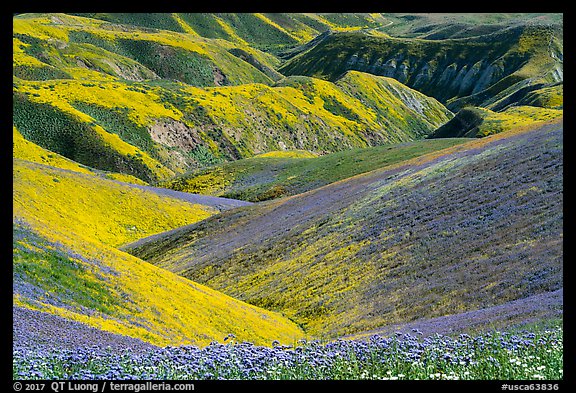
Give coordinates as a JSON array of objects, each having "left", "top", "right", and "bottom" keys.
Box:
[
  {"left": 333, "top": 52, "right": 526, "bottom": 107},
  {"left": 149, "top": 119, "right": 204, "bottom": 150}
]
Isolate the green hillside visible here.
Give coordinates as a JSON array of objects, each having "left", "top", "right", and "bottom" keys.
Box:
[
  {"left": 513, "top": 82, "right": 563, "bottom": 110},
  {"left": 126, "top": 119, "right": 562, "bottom": 339},
  {"left": 279, "top": 24, "right": 563, "bottom": 112},
  {"left": 75, "top": 13, "right": 561, "bottom": 52},
  {"left": 13, "top": 125, "right": 148, "bottom": 185},
  {"left": 13, "top": 13, "right": 279, "bottom": 86},
  {"left": 374, "top": 13, "right": 563, "bottom": 40},
  {"left": 429, "top": 105, "right": 563, "bottom": 138},
  {"left": 72, "top": 13, "right": 390, "bottom": 52},
  {"left": 13, "top": 157, "right": 303, "bottom": 346},
  {"left": 13, "top": 70, "right": 452, "bottom": 183},
  {"left": 158, "top": 138, "right": 471, "bottom": 202}
]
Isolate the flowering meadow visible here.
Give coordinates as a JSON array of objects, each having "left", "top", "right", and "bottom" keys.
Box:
[{"left": 14, "top": 324, "right": 562, "bottom": 380}]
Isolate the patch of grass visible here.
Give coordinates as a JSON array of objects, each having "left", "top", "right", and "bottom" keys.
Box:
[
  {"left": 13, "top": 126, "right": 151, "bottom": 186},
  {"left": 13, "top": 64, "right": 72, "bottom": 80},
  {"left": 70, "top": 101, "right": 157, "bottom": 157},
  {"left": 75, "top": 13, "right": 187, "bottom": 33},
  {"left": 13, "top": 126, "right": 94, "bottom": 175},
  {"left": 159, "top": 138, "right": 471, "bottom": 202},
  {"left": 13, "top": 91, "right": 159, "bottom": 182},
  {"left": 13, "top": 224, "right": 120, "bottom": 315},
  {"left": 256, "top": 150, "right": 318, "bottom": 158},
  {"left": 115, "top": 38, "right": 217, "bottom": 87}
]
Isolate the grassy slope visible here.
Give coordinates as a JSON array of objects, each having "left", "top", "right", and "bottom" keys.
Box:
[
  {"left": 158, "top": 138, "right": 471, "bottom": 202},
  {"left": 127, "top": 119, "right": 562, "bottom": 339},
  {"left": 515, "top": 83, "right": 563, "bottom": 110},
  {"left": 279, "top": 24, "right": 563, "bottom": 112},
  {"left": 429, "top": 105, "right": 563, "bottom": 138},
  {"left": 13, "top": 159, "right": 219, "bottom": 248},
  {"left": 81, "top": 13, "right": 560, "bottom": 51},
  {"left": 13, "top": 158, "right": 304, "bottom": 346},
  {"left": 13, "top": 84, "right": 175, "bottom": 184},
  {"left": 177, "top": 71, "right": 451, "bottom": 150},
  {"left": 82, "top": 13, "right": 555, "bottom": 49}
]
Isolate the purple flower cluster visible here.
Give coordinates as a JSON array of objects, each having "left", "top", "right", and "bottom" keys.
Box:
[
  {"left": 350, "top": 289, "right": 562, "bottom": 339},
  {"left": 13, "top": 326, "right": 563, "bottom": 380},
  {"left": 13, "top": 307, "right": 156, "bottom": 353}
]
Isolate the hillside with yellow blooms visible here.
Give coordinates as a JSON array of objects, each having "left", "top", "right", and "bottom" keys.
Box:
[{"left": 13, "top": 13, "right": 562, "bottom": 364}]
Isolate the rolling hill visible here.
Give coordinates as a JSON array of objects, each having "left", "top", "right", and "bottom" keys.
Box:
[
  {"left": 279, "top": 24, "right": 563, "bottom": 112},
  {"left": 428, "top": 105, "right": 563, "bottom": 138},
  {"left": 13, "top": 157, "right": 303, "bottom": 347},
  {"left": 13, "top": 70, "right": 452, "bottom": 183},
  {"left": 13, "top": 125, "right": 149, "bottom": 185},
  {"left": 126, "top": 119, "right": 563, "bottom": 339},
  {"left": 14, "top": 13, "right": 462, "bottom": 186},
  {"left": 12, "top": 12, "right": 563, "bottom": 355},
  {"left": 13, "top": 13, "right": 280, "bottom": 86},
  {"left": 71, "top": 13, "right": 392, "bottom": 53},
  {"left": 372, "top": 13, "right": 563, "bottom": 40},
  {"left": 70, "top": 13, "right": 563, "bottom": 53}
]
